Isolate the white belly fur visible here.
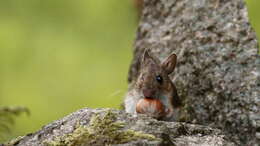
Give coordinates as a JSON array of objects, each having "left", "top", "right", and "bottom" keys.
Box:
[{"left": 124, "top": 89, "right": 141, "bottom": 114}]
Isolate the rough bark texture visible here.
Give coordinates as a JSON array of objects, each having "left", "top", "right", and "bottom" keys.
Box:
[
  {"left": 3, "top": 108, "right": 234, "bottom": 146},
  {"left": 128, "top": 0, "right": 260, "bottom": 145}
]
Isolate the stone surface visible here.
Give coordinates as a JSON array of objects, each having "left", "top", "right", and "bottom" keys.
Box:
[
  {"left": 128, "top": 0, "right": 260, "bottom": 145},
  {"left": 3, "top": 108, "right": 234, "bottom": 146}
]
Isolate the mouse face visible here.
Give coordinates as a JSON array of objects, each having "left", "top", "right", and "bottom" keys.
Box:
[
  {"left": 136, "top": 56, "right": 171, "bottom": 99},
  {"left": 135, "top": 50, "right": 177, "bottom": 100}
]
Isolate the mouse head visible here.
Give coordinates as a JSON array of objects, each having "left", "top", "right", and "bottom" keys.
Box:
[{"left": 136, "top": 49, "right": 177, "bottom": 100}]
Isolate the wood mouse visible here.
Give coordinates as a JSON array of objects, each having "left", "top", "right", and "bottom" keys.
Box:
[{"left": 124, "top": 49, "right": 181, "bottom": 121}]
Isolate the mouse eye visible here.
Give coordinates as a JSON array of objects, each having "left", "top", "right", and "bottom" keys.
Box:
[{"left": 155, "top": 75, "right": 163, "bottom": 84}]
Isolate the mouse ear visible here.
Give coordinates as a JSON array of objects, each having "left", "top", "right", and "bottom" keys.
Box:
[
  {"left": 161, "top": 53, "right": 177, "bottom": 74},
  {"left": 142, "top": 48, "right": 152, "bottom": 64}
]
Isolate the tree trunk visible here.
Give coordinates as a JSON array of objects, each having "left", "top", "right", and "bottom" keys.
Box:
[{"left": 128, "top": 0, "right": 260, "bottom": 145}]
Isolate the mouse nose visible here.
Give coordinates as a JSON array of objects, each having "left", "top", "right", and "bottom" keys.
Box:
[{"left": 143, "top": 89, "right": 156, "bottom": 98}]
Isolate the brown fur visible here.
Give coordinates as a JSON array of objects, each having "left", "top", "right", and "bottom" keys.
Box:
[{"left": 124, "top": 49, "right": 181, "bottom": 120}]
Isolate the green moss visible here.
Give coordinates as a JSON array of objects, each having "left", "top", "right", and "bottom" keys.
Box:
[
  {"left": 44, "top": 110, "right": 159, "bottom": 146},
  {"left": 3, "top": 136, "right": 25, "bottom": 146}
]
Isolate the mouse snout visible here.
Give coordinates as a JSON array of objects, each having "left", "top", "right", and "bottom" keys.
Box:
[{"left": 143, "top": 89, "right": 156, "bottom": 98}]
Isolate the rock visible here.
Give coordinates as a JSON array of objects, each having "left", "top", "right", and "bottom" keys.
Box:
[
  {"left": 3, "top": 108, "right": 234, "bottom": 146},
  {"left": 128, "top": 0, "right": 260, "bottom": 145}
]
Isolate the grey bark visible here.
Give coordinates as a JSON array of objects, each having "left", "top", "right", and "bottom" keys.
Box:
[
  {"left": 128, "top": 0, "right": 260, "bottom": 145},
  {"left": 3, "top": 108, "right": 234, "bottom": 146}
]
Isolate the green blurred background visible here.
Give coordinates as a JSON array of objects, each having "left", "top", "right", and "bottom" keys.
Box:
[{"left": 0, "top": 0, "right": 259, "bottom": 142}]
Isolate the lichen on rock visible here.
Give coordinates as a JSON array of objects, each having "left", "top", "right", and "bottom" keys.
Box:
[
  {"left": 3, "top": 108, "right": 235, "bottom": 146},
  {"left": 44, "top": 110, "right": 158, "bottom": 146}
]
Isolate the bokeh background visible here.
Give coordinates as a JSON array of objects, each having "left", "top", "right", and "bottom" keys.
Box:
[{"left": 0, "top": 0, "right": 259, "bottom": 142}]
